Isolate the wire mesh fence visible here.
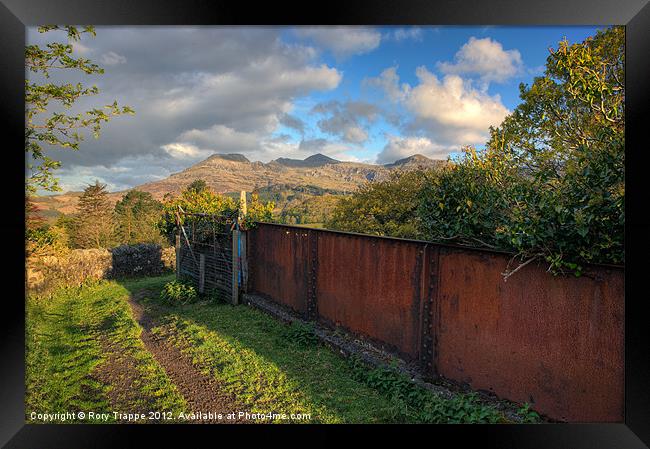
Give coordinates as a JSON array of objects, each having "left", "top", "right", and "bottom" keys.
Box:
[{"left": 176, "top": 211, "right": 237, "bottom": 302}]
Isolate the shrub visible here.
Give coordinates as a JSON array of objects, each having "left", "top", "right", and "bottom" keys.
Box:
[
  {"left": 326, "top": 170, "right": 427, "bottom": 239},
  {"left": 285, "top": 321, "right": 319, "bottom": 347},
  {"left": 109, "top": 243, "right": 165, "bottom": 278},
  {"left": 160, "top": 280, "right": 197, "bottom": 305},
  {"left": 347, "top": 356, "right": 505, "bottom": 423}
]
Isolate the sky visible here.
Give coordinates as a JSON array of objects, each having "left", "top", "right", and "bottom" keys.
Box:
[{"left": 27, "top": 25, "right": 603, "bottom": 193}]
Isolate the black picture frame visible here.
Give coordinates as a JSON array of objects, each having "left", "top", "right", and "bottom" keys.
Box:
[{"left": 2, "top": 0, "right": 648, "bottom": 447}]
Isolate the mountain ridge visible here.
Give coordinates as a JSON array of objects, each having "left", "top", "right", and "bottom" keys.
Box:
[{"left": 33, "top": 152, "right": 448, "bottom": 218}]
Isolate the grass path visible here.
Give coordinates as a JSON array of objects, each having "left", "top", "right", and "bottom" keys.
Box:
[
  {"left": 27, "top": 274, "right": 524, "bottom": 424},
  {"left": 26, "top": 279, "right": 186, "bottom": 423},
  {"left": 128, "top": 275, "right": 396, "bottom": 423}
]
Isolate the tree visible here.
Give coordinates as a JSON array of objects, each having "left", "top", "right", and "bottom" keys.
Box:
[
  {"left": 328, "top": 27, "right": 624, "bottom": 276},
  {"left": 241, "top": 193, "right": 274, "bottom": 229},
  {"left": 25, "top": 26, "right": 134, "bottom": 194},
  {"left": 25, "top": 196, "right": 56, "bottom": 256},
  {"left": 25, "top": 196, "right": 46, "bottom": 233},
  {"left": 114, "top": 190, "right": 164, "bottom": 245},
  {"left": 158, "top": 186, "right": 274, "bottom": 244},
  {"left": 158, "top": 185, "right": 239, "bottom": 244},
  {"left": 186, "top": 179, "right": 208, "bottom": 194},
  {"left": 72, "top": 181, "right": 115, "bottom": 248},
  {"left": 327, "top": 170, "right": 429, "bottom": 239},
  {"left": 418, "top": 26, "right": 624, "bottom": 275}
]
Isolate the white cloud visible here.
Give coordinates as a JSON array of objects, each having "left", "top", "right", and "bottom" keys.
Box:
[
  {"left": 376, "top": 135, "right": 455, "bottom": 164},
  {"left": 406, "top": 68, "right": 510, "bottom": 144},
  {"left": 100, "top": 51, "right": 127, "bottom": 65},
  {"left": 367, "top": 66, "right": 510, "bottom": 146},
  {"left": 386, "top": 27, "right": 423, "bottom": 42},
  {"left": 294, "top": 27, "right": 381, "bottom": 58},
  {"left": 363, "top": 67, "right": 410, "bottom": 102},
  {"left": 160, "top": 142, "right": 204, "bottom": 159},
  {"left": 71, "top": 41, "right": 93, "bottom": 55},
  {"left": 437, "top": 37, "right": 523, "bottom": 84},
  {"left": 343, "top": 126, "right": 368, "bottom": 143}
]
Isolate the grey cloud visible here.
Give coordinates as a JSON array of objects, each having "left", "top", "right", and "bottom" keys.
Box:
[
  {"left": 293, "top": 27, "right": 381, "bottom": 59},
  {"left": 26, "top": 26, "right": 342, "bottom": 190},
  {"left": 278, "top": 113, "right": 306, "bottom": 134},
  {"left": 311, "top": 100, "right": 380, "bottom": 144},
  {"left": 298, "top": 138, "right": 329, "bottom": 152}
]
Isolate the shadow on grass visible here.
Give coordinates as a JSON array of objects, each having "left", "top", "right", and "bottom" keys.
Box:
[{"left": 117, "top": 275, "right": 397, "bottom": 423}]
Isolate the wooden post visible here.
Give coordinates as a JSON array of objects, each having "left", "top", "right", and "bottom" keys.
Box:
[
  {"left": 231, "top": 228, "right": 240, "bottom": 305},
  {"left": 199, "top": 253, "right": 205, "bottom": 294},
  {"left": 239, "top": 190, "right": 247, "bottom": 218}
]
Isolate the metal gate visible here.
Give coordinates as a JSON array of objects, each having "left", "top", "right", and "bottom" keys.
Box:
[{"left": 175, "top": 210, "right": 242, "bottom": 303}]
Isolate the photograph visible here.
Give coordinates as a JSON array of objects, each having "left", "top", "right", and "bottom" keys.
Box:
[{"left": 21, "top": 23, "right": 629, "bottom": 427}]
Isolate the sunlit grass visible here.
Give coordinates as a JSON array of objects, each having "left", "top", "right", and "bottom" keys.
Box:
[
  {"left": 27, "top": 274, "right": 519, "bottom": 424},
  {"left": 26, "top": 279, "right": 186, "bottom": 423}
]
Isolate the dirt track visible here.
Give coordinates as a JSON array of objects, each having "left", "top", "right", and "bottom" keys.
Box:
[{"left": 127, "top": 293, "right": 248, "bottom": 423}]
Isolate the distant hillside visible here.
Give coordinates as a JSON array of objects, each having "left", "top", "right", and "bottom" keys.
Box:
[
  {"left": 273, "top": 153, "right": 340, "bottom": 168},
  {"left": 384, "top": 154, "right": 443, "bottom": 169},
  {"left": 33, "top": 152, "right": 447, "bottom": 220}
]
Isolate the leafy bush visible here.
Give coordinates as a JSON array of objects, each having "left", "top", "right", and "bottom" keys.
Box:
[
  {"left": 326, "top": 170, "right": 427, "bottom": 239},
  {"left": 285, "top": 321, "right": 319, "bottom": 347},
  {"left": 160, "top": 280, "right": 197, "bottom": 305},
  {"left": 157, "top": 185, "right": 274, "bottom": 243},
  {"left": 517, "top": 403, "right": 541, "bottom": 423},
  {"left": 326, "top": 27, "right": 624, "bottom": 277},
  {"left": 347, "top": 356, "right": 505, "bottom": 423}
]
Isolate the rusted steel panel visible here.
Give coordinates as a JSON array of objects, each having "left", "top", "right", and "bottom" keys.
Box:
[
  {"left": 246, "top": 223, "right": 624, "bottom": 422},
  {"left": 314, "top": 231, "right": 424, "bottom": 360},
  {"left": 435, "top": 247, "right": 624, "bottom": 422},
  {"left": 247, "top": 225, "right": 310, "bottom": 315}
]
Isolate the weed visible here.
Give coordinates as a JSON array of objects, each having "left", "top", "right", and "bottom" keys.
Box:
[
  {"left": 347, "top": 355, "right": 506, "bottom": 423},
  {"left": 160, "top": 280, "right": 197, "bottom": 305},
  {"left": 285, "top": 321, "right": 319, "bottom": 347},
  {"left": 204, "top": 287, "right": 228, "bottom": 304},
  {"left": 517, "top": 402, "right": 542, "bottom": 423}
]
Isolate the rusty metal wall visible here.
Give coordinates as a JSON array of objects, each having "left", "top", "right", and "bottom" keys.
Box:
[
  {"left": 245, "top": 223, "right": 624, "bottom": 422},
  {"left": 434, "top": 247, "right": 624, "bottom": 422},
  {"left": 247, "top": 225, "right": 311, "bottom": 315},
  {"left": 315, "top": 231, "right": 426, "bottom": 359}
]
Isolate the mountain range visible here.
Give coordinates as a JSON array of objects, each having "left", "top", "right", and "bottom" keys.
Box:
[{"left": 33, "top": 153, "right": 447, "bottom": 219}]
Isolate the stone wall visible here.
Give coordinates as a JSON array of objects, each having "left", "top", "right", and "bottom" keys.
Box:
[{"left": 26, "top": 244, "right": 176, "bottom": 295}]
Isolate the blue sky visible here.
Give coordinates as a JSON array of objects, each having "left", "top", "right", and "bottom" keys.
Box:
[{"left": 27, "top": 25, "right": 604, "bottom": 192}]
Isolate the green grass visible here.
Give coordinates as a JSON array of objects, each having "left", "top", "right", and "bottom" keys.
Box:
[
  {"left": 144, "top": 302, "right": 394, "bottom": 422},
  {"left": 27, "top": 274, "right": 530, "bottom": 424},
  {"left": 136, "top": 276, "right": 514, "bottom": 423},
  {"left": 26, "top": 278, "right": 186, "bottom": 423}
]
